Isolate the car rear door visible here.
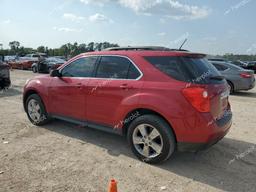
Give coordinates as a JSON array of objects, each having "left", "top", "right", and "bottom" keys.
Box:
[
  {"left": 86, "top": 55, "right": 143, "bottom": 128},
  {"left": 49, "top": 56, "right": 98, "bottom": 121}
]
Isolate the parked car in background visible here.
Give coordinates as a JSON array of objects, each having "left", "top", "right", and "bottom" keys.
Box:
[
  {"left": 9, "top": 59, "right": 35, "bottom": 70},
  {"left": 23, "top": 46, "right": 232, "bottom": 164},
  {"left": 54, "top": 56, "right": 67, "bottom": 61},
  {"left": 208, "top": 58, "right": 228, "bottom": 62},
  {"left": 231, "top": 60, "right": 249, "bottom": 69},
  {"left": 210, "top": 61, "right": 255, "bottom": 93},
  {"left": 23, "top": 53, "right": 48, "bottom": 62},
  {"left": 0, "top": 55, "right": 11, "bottom": 90},
  {"left": 32, "top": 57, "right": 65, "bottom": 73},
  {"left": 246, "top": 61, "right": 256, "bottom": 73},
  {"left": 4, "top": 55, "right": 17, "bottom": 62}
]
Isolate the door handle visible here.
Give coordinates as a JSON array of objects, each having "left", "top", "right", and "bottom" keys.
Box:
[
  {"left": 76, "top": 83, "right": 82, "bottom": 89},
  {"left": 120, "top": 84, "right": 133, "bottom": 90}
]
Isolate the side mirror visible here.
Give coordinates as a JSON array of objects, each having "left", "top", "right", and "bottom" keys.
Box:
[{"left": 50, "top": 69, "right": 62, "bottom": 77}]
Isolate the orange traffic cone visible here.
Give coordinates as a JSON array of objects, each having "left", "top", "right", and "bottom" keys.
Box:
[{"left": 108, "top": 179, "right": 118, "bottom": 192}]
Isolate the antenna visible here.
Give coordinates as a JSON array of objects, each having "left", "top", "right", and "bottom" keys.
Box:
[{"left": 179, "top": 38, "right": 187, "bottom": 50}]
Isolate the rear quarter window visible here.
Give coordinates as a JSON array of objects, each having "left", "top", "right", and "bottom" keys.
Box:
[
  {"left": 144, "top": 56, "right": 223, "bottom": 84},
  {"left": 144, "top": 56, "right": 188, "bottom": 82},
  {"left": 212, "top": 63, "right": 229, "bottom": 71}
]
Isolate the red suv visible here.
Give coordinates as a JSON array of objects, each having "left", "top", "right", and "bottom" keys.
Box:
[{"left": 23, "top": 47, "right": 232, "bottom": 163}]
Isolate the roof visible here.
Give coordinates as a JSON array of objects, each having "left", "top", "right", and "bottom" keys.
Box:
[
  {"left": 84, "top": 51, "right": 204, "bottom": 58},
  {"left": 82, "top": 46, "right": 205, "bottom": 57},
  {"left": 104, "top": 46, "right": 189, "bottom": 52}
]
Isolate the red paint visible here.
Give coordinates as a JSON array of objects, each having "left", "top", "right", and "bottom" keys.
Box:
[
  {"left": 9, "top": 60, "right": 34, "bottom": 70},
  {"left": 23, "top": 50, "right": 232, "bottom": 145}
]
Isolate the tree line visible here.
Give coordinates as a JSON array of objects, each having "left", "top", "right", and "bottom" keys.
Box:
[
  {"left": 221, "top": 53, "right": 256, "bottom": 62},
  {"left": 0, "top": 41, "right": 119, "bottom": 58},
  {"left": 1, "top": 41, "right": 256, "bottom": 61}
]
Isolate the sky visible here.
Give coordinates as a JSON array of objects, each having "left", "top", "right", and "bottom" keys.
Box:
[{"left": 0, "top": 0, "right": 255, "bottom": 55}]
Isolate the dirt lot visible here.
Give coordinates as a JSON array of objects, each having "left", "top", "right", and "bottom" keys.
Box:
[{"left": 0, "top": 70, "right": 256, "bottom": 192}]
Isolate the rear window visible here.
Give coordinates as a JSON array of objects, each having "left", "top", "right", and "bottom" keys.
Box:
[
  {"left": 212, "top": 63, "right": 229, "bottom": 71},
  {"left": 144, "top": 56, "right": 223, "bottom": 84},
  {"left": 229, "top": 63, "right": 245, "bottom": 70}
]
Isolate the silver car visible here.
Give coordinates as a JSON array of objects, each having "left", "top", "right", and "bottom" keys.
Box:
[{"left": 210, "top": 61, "right": 255, "bottom": 93}]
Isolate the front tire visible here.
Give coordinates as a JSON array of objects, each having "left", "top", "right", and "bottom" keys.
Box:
[
  {"left": 127, "top": 115, "right": 176, "bottom": 164},
  {"left": 32, "top": 66, "right": 37, "bottom": 73},
  {"left": 25, "top": 94, "right": 50, "bottom": 126}
]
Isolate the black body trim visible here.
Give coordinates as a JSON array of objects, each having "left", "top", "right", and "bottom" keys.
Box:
[
  {"left": 216, "top": 110, "right": 232, "bottom": 127},
  {"left": 177, "top": 139, "right": 222, "bottom": 152},
  {"left": 50, "top": 114, "right": 122, "bottom": 135}
]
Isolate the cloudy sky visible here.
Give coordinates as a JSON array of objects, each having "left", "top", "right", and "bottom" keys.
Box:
[{"left": 0, "top": 0, "right": 255, "bottom": 54}]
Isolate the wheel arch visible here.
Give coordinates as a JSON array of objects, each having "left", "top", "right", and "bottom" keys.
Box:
[
  {"left": 121, "top": 108, "right": 177, "bottom": 143},
  {"left": 226, "top": 79, "right": 235, "bottom": 92},
  {"left": 23, "top": 89, "right": 44, "bottom": 112}
]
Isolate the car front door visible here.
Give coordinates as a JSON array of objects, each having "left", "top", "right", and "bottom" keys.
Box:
[
  {"left": 49, "top": 56, "right": 98, "bottom": 121},
  {"left": 86, "top": 55, "right": 143, "bottom": 128}
]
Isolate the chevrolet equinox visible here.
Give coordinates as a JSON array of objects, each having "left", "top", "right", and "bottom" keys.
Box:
[{"left": 23, "top": 47, "right": 232, "bottom": 164}]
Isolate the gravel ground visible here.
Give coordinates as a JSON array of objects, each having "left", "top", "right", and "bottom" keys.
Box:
[{"left": 0, "top": 70, "right": 256, "bottom": 192}]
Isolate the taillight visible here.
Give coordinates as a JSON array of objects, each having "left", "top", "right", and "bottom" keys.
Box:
[
  {"left": 240, "top": 73, "right": 252, "bottom": 78},
  {"left": 182, "top": 87, "right": 210, "bottom": 112}
]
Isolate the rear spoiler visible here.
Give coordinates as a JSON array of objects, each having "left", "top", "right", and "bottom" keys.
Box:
[{"left": 182, "top": 53, "right": 206, "bottom": 58}]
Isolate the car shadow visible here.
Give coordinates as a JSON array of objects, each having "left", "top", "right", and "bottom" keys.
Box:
[
  {"left": 0, "top": 85, "right": 22, "bottom": 97},
  {"left": 232, "top": 91, "right": 256, "bottom": 98},
  {"left": 42, "top": 120, "right": 256, "bottom": 192}
]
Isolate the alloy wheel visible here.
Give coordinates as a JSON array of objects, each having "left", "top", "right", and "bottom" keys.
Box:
[
  {"left": 132, "top": 124, "right": 163, "bottom": 158},
  {"left": 27, "top": 99, "right": 42, "bottom": 123}
]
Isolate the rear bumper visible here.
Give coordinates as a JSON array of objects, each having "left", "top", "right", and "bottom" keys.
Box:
[
  {"left": 177, "top": 111, "right": 232, "bottom": 152},
  {"left": 235, "top": 77, "right": 255, "bottom": 91},
  {"left": 177, "top": 127, "right": 230, "bottom": 152}
]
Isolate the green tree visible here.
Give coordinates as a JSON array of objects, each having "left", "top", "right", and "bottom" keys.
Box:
[
  {"left": 87, "top": 42, "right": 94, "bottom": 51},
  {"left": 37, "top": 46, "right": 46, "bottom": 53},
  {"left": 9, "top": 41, "right": 20, "bottom": 54}
]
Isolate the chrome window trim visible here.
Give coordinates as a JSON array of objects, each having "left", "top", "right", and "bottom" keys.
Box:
[{"left": 59, "top": 55, "right": 143, "bottom": 81}]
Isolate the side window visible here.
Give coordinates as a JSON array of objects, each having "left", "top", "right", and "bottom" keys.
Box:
[
  {"left": 127, "top": 63, "right": 141, "bottom": 79},
  {"left": 61, "top": 56, "right": 97, "bottom": 77},
  {"left": 96, "top": 56, "right": 131, "bottom": 79}
]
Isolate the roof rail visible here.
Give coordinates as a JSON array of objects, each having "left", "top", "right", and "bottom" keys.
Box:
[{"left": 104, "top": 46, "right": 189, "bottom": 52}]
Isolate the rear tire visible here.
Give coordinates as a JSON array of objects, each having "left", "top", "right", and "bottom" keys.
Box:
[
  {"left": 127, "top": 115, "right": 176, "bottom": 164},
  {"left": 25, "top": 94, "right": 50, "bottom": 126},
  {"left": 227, "top": 81, "right": 234, "bottom": 94}
]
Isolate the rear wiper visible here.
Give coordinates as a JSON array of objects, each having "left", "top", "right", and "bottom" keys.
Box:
[{"left": 208, "top": 75, "right": 225, "bottom": 80}]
